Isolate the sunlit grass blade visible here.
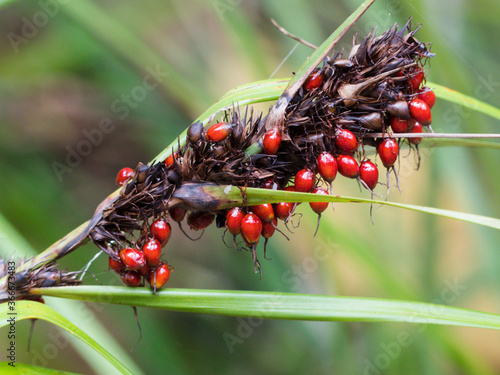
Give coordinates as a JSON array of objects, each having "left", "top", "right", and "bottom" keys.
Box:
[
  {"left": 0, "top": 362, "right": 81, "bottom": 374},
  {"left": 0, "top": 301, "right": 133, "bottom": 375},
  {"left": 420, "top": 138, "right": 500, "bottom": 149},
  {"left": 32, "top": 286, "right": 500, "bottom": 331}
]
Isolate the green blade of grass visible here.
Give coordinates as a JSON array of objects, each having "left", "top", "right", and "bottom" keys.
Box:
[
  {"left": 31, "top": 286, "right": 500, "bottom": 331},
  {"left": 420, "top": 138, "right": 500, "bottom": 149},
  {"left": 0, "top": 301, "right": 133, "bottom": 375},
  {"left": 0, "top": 362, "right": 81, "bottom": 375}
]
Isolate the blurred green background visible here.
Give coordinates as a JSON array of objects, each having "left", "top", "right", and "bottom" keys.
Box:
[{"left": 0, "top": 0, "right": 499, "bottom": 374}]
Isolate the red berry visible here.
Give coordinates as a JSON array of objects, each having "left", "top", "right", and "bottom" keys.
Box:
[
  {"left": 410, "top": 122, "right": 423, "bottom": 145},
  {"left": 309, "top": 187, "right": 329, "bottom": 214},
  {"left": 241, "top": 213, "right": 262, "bottom": 244},
  {"left": 226, "top": 207, "right": 245, "bottom": 235},
  {"left": 164, "top": 152, "right": 178, "bottom": 168},
  {"left": 409, "top": 68, "right": 424, "bottom": 91},
  {"left": 121, "top": 271, "right": 141, "bottom": 287},
  {"left": 409, "top": 98, "right": 432, "bottom": 126},
  {"left": 150, "top": 219, "right": 171, "bottom": 245},
  {"left": 263, "top": 127, "right": 281, "bottom": 155},
  {"left": 142, "top": 239, "right": 162, "bottom": 266},
  {"left": 295, "top": 169, "right": 315, "bottom": 192},
  {"left": 261, "top": 218, "right": 277, "bottom": 239},
  {"left": 116, "top": 167, "right": 134, "bottom": 186},
  {"left": 169, "top": 207, "right": 186, "bottom": 222},
  {"left": 390, "top": 117, "right": 408, "bottom": 133},
  {"left": 275, "top": 202, "right": 294, "bottom": 221},
  {"left": 206, "top": 122, "right": 233, "bottom": 142},
  {"left": 187, "top": 211, "right": 214, "bottom": 231},
  {"left": 109, "top": 257, "right": 125, "bottom": 273},
  {"left": 263, "top": 177, "right": 275, "bottom": 189},
  {"left": 359, "top": 161, "right": 379, "bottom": 190},
  {"left": 149, "top": 263, "right": 171, "bottom": 290},
  {"left": 337, "top": 155, "right": 359, "bottom": 178},
  {"left": 378, "top": 139, "right": 399, "bottom": 168},
  {"left": 317, "top": 152, "right": 338, "bottom": 183},
  {"left": 120, "top": 248, "right": 146, "bottom": 271},
  {"left": 251, "top": 204, "right": 275, "bottom": 222},
  {"left": 138, "top": 263, "right": 151, "bottom": 276},
  {"left": 335, "top": 129, "right": 358, "bottom": 153},
  {"left": 303, "top": 68, "right": 324, "bottom": 91},
  {"left": 417, "top": 88, "right": 436, "bottom": 109}
]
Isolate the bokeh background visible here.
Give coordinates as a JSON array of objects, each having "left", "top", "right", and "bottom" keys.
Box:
[{"left": 0, "top": 0, "right": 499, "bottom": 374}]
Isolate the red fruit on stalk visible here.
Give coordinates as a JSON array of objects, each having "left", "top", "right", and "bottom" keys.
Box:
[
  {"left": 149, "top": 263, "right": 171, "bottom": 290},
  {"left": 410, "top": 122, "right": 423, "bottom": 145},
  {"left": 417, "top": 88, "right": 436, "bottom": 109},
  {"left": 138, "top": 264, "right": 151, "bottom": 276},
  {"left": 109, "top": 257, "right": 125, "bottom": 273},
  {"left": 303, "top": 68, "right": 324, "bottom": 91},
  {"left": 187, "top": 211, "right": 215, "bottom": 230},
  {"left": 409, "top": 98, "right": 432, "bottom": 126},
  {"left": 120, "top": 248, "right": 146, "bottom": 271},
  {"left": 142, "top": 239, "right": 162, "bottom": 266},
  {"left": 226, "top": 207, "right": 245, "bottom": 235},
  {"left": 337, "top": 155, "right": 359, "bottom": 178},
  {"left": 390, "top": 117, "right": 408, "bottom": 133},
  {"left": 261, "top": 218, "right": 277, "bottom": 239},
  {"left": 317, "top": 152, "right": 338, "bottom": 183},
  {"left": 309, "top": 187, "right": 329, "bottom": 214},
  {"left": 164, "top": 152, "right": 178, "bottom": 168},
  {"left": 275, "top": 202, "right": 294, "bottom": 221},
  {"left": 335, "top": 129, "right": 358, "bottom": 153},
  {"left": 241, "top": 213, "right": 262, "bottom": 244},
  {"left": 150, "top": 219, "right": 171, "bottom": 245},
  {"left": 206, "top": 122, "right": 233, "bottom": 142},
  {"left": 116, "top": 167, "right": 134, "bottom": 186},
  {"left": 378, "top": 139, "right": 399, "bottom": 168},
  {"left": 121, "top": 271, "right": 141, "bottom": 287},
  {"left": 359, "top": 161, "right": 379, "bottom": 190},
  {"left": 263, "top": 127, "right": 281, "bottom": 155},
  {"left": 295, "top": 169, "right": 315, "bottom": 192},
  {"left": 169, "top": 207, "right": 186, "bottom": 222},
  {"left": 251, "top": 204, "right": 275, "bottom": 222},
  {"left": 409, "top": 68, "right": 424, "bottom": 91}
]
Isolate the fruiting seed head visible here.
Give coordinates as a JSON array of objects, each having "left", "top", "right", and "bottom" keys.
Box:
[
  {"left": 359, "top": 161, "right": 379, "bottom": 190},
  {"left": 410, "top": 122, "right": 423, "bottom": 145},
  {"left": 409, "top": 98, "right": 432, "bottom": 126},
  {"left": 142, "top": 239, "right": 162, "bottom": 266},
  {"left": 274, "top": 202, "right": 294, "bottom": 221},
  {"left": 241, "top": 213, "right": 262, "bottom": 244},
  {"left": 109, "top": 257, "right": 125, "bottom": 273},
  {"left": 378, "top": 139, "right": 399, "bottom": 168},
  {"left": 116, "top": 167, "right": 134, "bottom": 186},
  {"left": 417, "top": 88, "right": 436, "bottom": 109},
  {"left": 295, "top": 169, "right": 315, "bottom": 192},
  {"left": 150, "top": 219, "right": 171, "bottom": 245},
  {"left": 121, "top": 271, "right": 142, "bottom": 287},
  {"left": 206, "top": 122, "right": 233, "bottom": 142},
  {"left": 309, "top": 187, "right": 329, "bottom": 214},
  {"left": 226, "top": 207, "right": 245, "bottom": 235},
  {"left": 261, "top": 218, "right": 277, "bottom": 239},
  {"left": 409, "top": 68, "right": 424, "bottom": 91},
  {"left": 120, "top": 248, "right": 146, "bottom": 271},
  {"left": 390, "top": 117, "right": 408, "bottom": 133},
  {"left": 337, "top": 155, "right": 360, "bottom": 178},
  {"left": 187, "top": 211, "right": 215, "bottom": 231},
  {"left": 251, "top": 204, "right": 275, "bottom": 222},
  {"left": 149, "top": 263, "right": 171, "bottom": 290},
  {"left": 303, "top": 68, "right": 324, "bottom": 91},
  {"left": 263, "top": 127, "right": 281, "bottom": 155},
  {"left": 317, "top": 152, "right": 338, "bottom": 183},
  {"left": 335, "top": 129, "right": 358, "bottom": 153},
  {"left": 169, "top": 207, "right": 186, "bottom": 222}
]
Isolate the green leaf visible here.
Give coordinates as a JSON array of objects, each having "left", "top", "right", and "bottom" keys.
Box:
[
  {"left": 420, "top": 138, "right": 500, "bottom": 149},
  {"left": 0, "top": 301, "right": 133, "bottom": 375},
  {"left": 32, "top": 286, "right": 500, "bottom": 331},
  {"left": 0, "top": 362, "right": 81, "bottom": 374}
]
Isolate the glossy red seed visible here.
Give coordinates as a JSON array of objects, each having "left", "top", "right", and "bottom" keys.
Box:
[
  {"left": 149, "top": 263, "right": 171, "bottom": 290},
  {"left": 337, "top": 155, "right": 359, "bottom": 178},
  {"left": 410, "top": 122, "right": 423, "bottom": 145},
  {"left": 359, "top": 161, "right": 379, "bottom": 190},
  {"left": 116, "top": 167, "right": 134, "bottom": 186},
  {"left": 164, "top": 152, "right": 178, "bottom": 168},
  {"left": 295, "top": 169, "right": 315, "bottom": 192},
  {"left": 241, "top": 213, "right": 262, "bottom": 244},
  {"left": 263, "top": 127, "right": 281, "bottom": 155},
  {"left": 335, "top": 129, "right": 358, "bottom": 153},
  {"left": 274, "top": 202, "right": 294, "bottom": 221},
  {"left": 226, "top": 207, "right": 245, "bottom": 235},
  {"left": 120, "top": 248, "right": 146, "bottom": 271},
  {"left": 251, "top": 204, "right": 275, "bottom": 222},
  {"left": 390, "top": 117, "right": 408, "bottom": 133},
  {"left": 409, "top": 98, "right": 432, "bottom": 126},
  {"left": 261, "top": 218, "right": 277, "bottom": 239},
  {"left": 417, "top": 88, "right": 436, "bottom": 109},
  {"left": 378, "top": 139, "right": 399, "bottom": 168},
  {"left": 142, "top": 239, "right": 162, "bottom": 266},
  {"left": 109, "top": 257, "right": 125, "bottom": 273},
  {"left": 317, "top": 152, "right": 338, "bottom": 183},
  {"left": 309, "top": 188, "right": 329, "bottom": 214},
  {"left": 150, "top": 219, "right": 171, "bottom": 245},
  {"left": 263, "top": 177, "right": 275, "bottom": 189},
  {"left": 303, "top": 68, "right": 324, "bottom": 91},
  {"left": 206, "top": 122, "right": 233, "bottom": 142},
  {"left": 121, "top": 271, "right": 141, "bottom": 287},
  {"left": 187, "top": 211, "right": 214, "bottom": 231},
  {"left": 409, "top": 69, "right": 424, "bottom": 91},
  {"left": 169, "top": 207, "right": 186, "bottom": 222},
  {"left": 138, "top": 263, "right": 151, "bottom": 276}
]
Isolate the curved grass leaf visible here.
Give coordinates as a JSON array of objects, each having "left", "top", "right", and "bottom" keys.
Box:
[
  {"left": 0, "top": 301, "right": 133, "bottom": 375},
  {"left": 420, "top": 138, "right": 500, "bottom": 149},
  {"left": 32, "top": 286, "right": 500, "bottom": 331},
  {"left": 0, "top": 362, "right": 81, "bottom": 374}
]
